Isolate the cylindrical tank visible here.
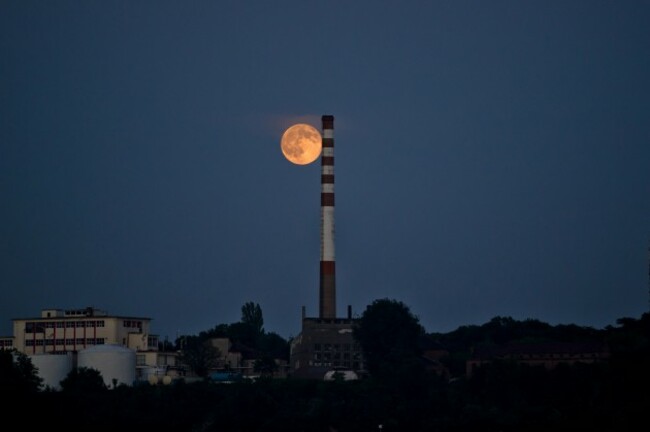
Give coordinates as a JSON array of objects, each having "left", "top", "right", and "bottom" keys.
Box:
[
  {"left": 29, "top": 353, "right": 74, "bottom": 391},
  {"left": 77, "top": 344, "right": 136, "bottom": 388}
]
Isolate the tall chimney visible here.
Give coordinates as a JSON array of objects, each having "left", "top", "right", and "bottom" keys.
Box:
[{"left": 320, "top": 115, "right": 336, "bottom": 318}]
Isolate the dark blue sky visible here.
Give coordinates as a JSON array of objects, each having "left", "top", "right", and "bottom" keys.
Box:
[{"left": 2, "top": 1, "right": 649, "bottom": 341}]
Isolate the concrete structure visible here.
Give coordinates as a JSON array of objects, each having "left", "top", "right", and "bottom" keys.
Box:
[
  {"left": 28, "top": 352, "right": 74, "bottom": 391},
  {"left": 290, "top": 306, "right": 365, "bottom": 379},
  {"left": 289, "top": 115, "right": 366, "bottom": 379},
  {"left": 2, "top": 306, "right": 181, "bottom": 387},
  {"left": 0, "top": 337, "right": 13, "bottom": 351},
  {"left": 10, "top": 307, "right": 157, "bottom": 355},
  {"left": 320, "top": 114, "right": 336, "bottom": 319},
  {"left": 78, "top": 344, "right": 136, "bottom": 388}
]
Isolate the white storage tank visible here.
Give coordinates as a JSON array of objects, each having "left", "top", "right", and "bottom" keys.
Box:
[
  {"left": 29, "top": 353, "right": 74, "bottom": 391},
  {"left": 77, "top": 344, "right": 136, "bottom": 388}
]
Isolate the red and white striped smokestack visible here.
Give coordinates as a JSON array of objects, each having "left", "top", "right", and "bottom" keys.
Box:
[{"left": 320, "top": 115, "right": 336, "bottom": 319}]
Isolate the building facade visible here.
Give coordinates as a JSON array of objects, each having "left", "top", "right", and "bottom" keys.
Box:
[
  {"left": 1, "top": 306, "right": 182, "bottom": 385},
  {"left": 290, "top": 308, "right": 366, "bottom": 379},
  {"left": 10, "top": 307, "right": 157, "bottom": 355}
]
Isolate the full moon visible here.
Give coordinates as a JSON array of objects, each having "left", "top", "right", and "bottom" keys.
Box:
[{"left": 280, "top": 123, "right": 322, "bottom": 165}]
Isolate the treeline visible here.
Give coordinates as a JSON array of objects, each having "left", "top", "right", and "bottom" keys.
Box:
[
  {"left": 174, "top": 301, "right": 290, "bottom": 376},
  {"left": 2, "top": 299, "right": 649, "bottom": 431},
  {"left": 425, "top": 313, "right": 643, "bottom": 377}
]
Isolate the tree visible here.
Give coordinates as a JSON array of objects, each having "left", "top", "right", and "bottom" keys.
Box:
[
  {"left": 179, "top": 336, "right": 220, "bottom": 377},
  {"left": 241, "top": 301, "right": 264, "bottom": 335},
  {"left": 353, "top": 298, "right": 426, "bottom": 383},
  {"left": 258, "top": 331, "right": 290, "bottom": 361},
  {"left": 227, "top": 321, "right": 259, "bottom": 348},
  {"left": 0, "top": 349, "right": 43, "bottom": 395},
  {"left": 254, "top": 355, "right": 278, "bottom": 377},
  {"left": 60, "top": 367, "right": 106, "bottom": 393}
]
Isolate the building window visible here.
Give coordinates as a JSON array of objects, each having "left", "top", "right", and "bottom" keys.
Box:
[
  {"left": 25, "top": 322, "right": 43, "bottom": 333},
  {"left": 136, "top": 355, "right": 146, "bottom": 366},
  {"left": 123, "top": 320, "right": 142, "bottom": 328}
]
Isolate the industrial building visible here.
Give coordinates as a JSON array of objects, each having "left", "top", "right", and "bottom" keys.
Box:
[
  {"left": 2, "top": 114, "right": 366, "bottom": 383},
  {"left": 0, "top": 306, "right": 181, "bottom": 388},
  {"left": 289, "top": 115, "right": 366, "bottom": 379}
]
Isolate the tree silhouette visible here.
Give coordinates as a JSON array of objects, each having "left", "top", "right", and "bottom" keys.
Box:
[
  {"left": 0, "top": 349, "right": 42, "bottom": 395},
  {"left": 179, "top": 336, "right": 220, "bottom": 377},
  {"left": 353, "top": 298, "right": 426, "bottom": 386},
  {"left": 241, "top": 301, "right": 264, "bottom": 335},
  {"left": 60, "top": 366, "right": 106, "bottom": 393}
]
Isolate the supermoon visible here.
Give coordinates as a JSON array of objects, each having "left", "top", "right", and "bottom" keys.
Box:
[{"left": 280, "top": 123, "right": 322, "bottom": 165}]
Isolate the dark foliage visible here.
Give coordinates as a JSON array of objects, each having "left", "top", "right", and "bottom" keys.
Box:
[
  {"left": 241, "top": 301, "right": 264, "bottom": 335},
  {"left": 178, "top": 336, "right": 220, "bottom": 377},
  {"left": 428, "top": 315, "right": 606, "bottom": 377},
  {"left": 178, "top": 302, "right": 290, "bottom": 362},
  {"left": 353, "top": 298, "right": 426, "bottom": 386},
  {"left": 6, "top": 311, "right": 650, "bottom": 431},
  {"left": 60, "top": 366, "right": 107, "bottom": 393},
  {"left": 0, "top": 349, "right": 42, "bottom": 395}
]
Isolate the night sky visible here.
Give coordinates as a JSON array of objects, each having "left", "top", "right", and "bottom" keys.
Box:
[{"left": 2, "top": 1, "right": 649, "bottom": 342}]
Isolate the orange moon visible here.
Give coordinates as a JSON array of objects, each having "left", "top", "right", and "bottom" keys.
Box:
[{"left": 280, "top": 123, "right": 322, "bottom": 165}]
